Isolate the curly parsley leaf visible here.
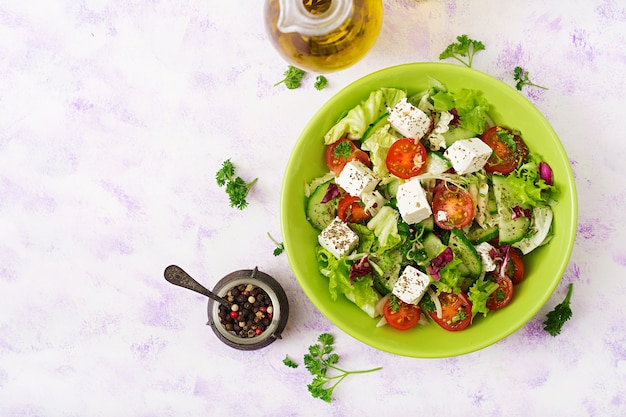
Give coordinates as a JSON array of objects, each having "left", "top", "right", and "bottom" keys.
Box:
[
  {"left": 439, "top": 34, "right": 485, "bottom": 68},
  {"left": 275, "top": 65, "right": 306, "bottom": 89},
  {"left": 215, "top": 159, "right": 235, "bottom": 187},
  {"left": 333, "top": 140, "right": 353, "bottom": 159},
  {"left": 225, "top": 177, "right": 258, "bottom": 210},
  {"left": 283, "top": 355, "right": 299, "bottom": 368},
  {"left": 513, "top": 66, "right": 548, "bottom": 91},
  {"left": 298, "top": 333, "right": 381, "bottom": 402},
  {"left": 216, "top": 159, "right": 258, "bottom": 210},
  {"left": 543, "top": 283, "right": 573, "bottom": 336},
  {"left": 314, "top": 75, "right": 328, "bottom": 90},
  {"left": 267, "top": 232, "right": 285, "bottom": 256}
]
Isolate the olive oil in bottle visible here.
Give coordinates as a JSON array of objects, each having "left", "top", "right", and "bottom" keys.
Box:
[{"left": 264, "top": 0, "right": 383, "bottom": 73}]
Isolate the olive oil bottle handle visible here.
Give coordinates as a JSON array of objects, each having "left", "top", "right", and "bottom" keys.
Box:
[{"left": 277, "top": 0, "right": 352, "bottom": 36}]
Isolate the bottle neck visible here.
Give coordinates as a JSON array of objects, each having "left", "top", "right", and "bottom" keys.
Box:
[{"left": 277, "top": 0, "right": 353, "bottom": 36}]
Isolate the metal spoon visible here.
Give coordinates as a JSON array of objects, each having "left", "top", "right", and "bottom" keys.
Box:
[{"left": 164, "top": 264, "right": 232, "bottom": 309}]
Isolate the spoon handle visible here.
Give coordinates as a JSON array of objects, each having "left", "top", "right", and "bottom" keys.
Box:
[{"left": 164, "top": 265, "right": 232, "bottom": 308}]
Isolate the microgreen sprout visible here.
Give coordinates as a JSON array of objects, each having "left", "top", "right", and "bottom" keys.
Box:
[{"left": 267, "top": 232, "right": 285, "bottom": 256}]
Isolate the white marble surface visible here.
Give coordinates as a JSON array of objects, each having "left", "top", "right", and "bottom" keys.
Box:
[{"left": 1, "top": 1, "right": 625, "bottom": 415}]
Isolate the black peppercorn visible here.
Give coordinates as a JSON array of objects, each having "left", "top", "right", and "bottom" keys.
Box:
[{"left": 218, "top": 283, "right": 274, "bottom": 340}]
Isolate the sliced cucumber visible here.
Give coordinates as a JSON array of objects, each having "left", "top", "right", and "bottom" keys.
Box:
[
  {"left": 466, "top": 224, "right": 499, "bottom": 244},
  {"left": 385, "top": 178, "right": 401, "bottom": 199},
  {"left": 417, "top": 216, "right": 434, "bottom": 232},
  {"left": 448, "top": 228, "right": 482, "bottom": 279},
  {"left": 373, "top": 273, "right": 399, "bottom": 296},
  {"left": 306, "top": 180, "right": 337, "bottom": 230},
  {"left": 423, "top": 232, "right": 447, "bottom": 259},
  {"left": 442, "top": 126, "right": 476, "bottom": 147},
  {"left": 360, "top": 112, "right": 390, "bottom": 143},
  {"left": 491, "top": 174, "right": 531, "bottom": 245},
  {"left": 425, "top": 151, "right": 452, "bottom": 174}
]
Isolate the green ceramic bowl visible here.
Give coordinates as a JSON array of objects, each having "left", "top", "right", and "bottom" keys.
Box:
[{"left": 280, "top": 63, "right": 577, "bottom": 358}]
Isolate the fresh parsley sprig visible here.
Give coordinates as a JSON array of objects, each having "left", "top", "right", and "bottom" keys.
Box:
[
  {"left": 314, "top": 75, "right": 328, "bottom": 90},
  {"left": 513, "top": 66, "right": 548, "bottom": 91},
  {"left": 215, "top": 159, "right": 235, "bottom": 187},
  {"left": 439, "top": 34, "right": 485, "bottom": 68},
  {"left": 274, "top": 65, "right": 306, "bottom": 89},
  {"left": 282, "top": 355, "right": 298, "bottom": 368},
  {"left": 275, "top": 66, "right": 328, "bottom": 90},
  {"left": 543, "top": 283, "right": 573, "bottom": 336},
  {"left": 301, "top": 333, "right": 381, "bottom": 402},
  {"left": 267, "top": 232, "right": 285, "bottom": 256},
  {"left": 215, "top": 159, "right": 258, "bottom": 210}
]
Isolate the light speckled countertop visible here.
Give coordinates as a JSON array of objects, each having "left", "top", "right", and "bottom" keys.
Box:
[{"left": 1, "top": 1, "right": 625, "bottom": 416}]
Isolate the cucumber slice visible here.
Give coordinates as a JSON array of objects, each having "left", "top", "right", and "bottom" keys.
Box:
[
  {"left": 466, "top": 224, "right": 499, "bottom": 244},
  {"left": 385, "top": 178, "right": 401, "bottom": 198},
  {"left": 442, "top": 126, "right": 476, "bottom": 147},
  {"left": 492, "top": 174, "right": 531, "bottom": 245},
  {"left": 425, "top": 151, "right": 452, "bottom": 174},
  {"left": 360, "top": 112, "right": 390, "bottom": 143},
  {"left": 448, "top": 228, "right": 482, "bottom": 279},
  {"left": 373, "top": 273, "right": 399, "bottom": 296},
  {"left": 417, "top": 216, "right": 434, "bottom": 232},
  {"left": 423, "top": 232, "right": 447, "bottom": 259},
  {"left": 306, "top": 180, "right": 337, "bottom": 230}
]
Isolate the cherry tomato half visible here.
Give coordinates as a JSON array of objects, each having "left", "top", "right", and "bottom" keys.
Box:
[
  {"left": 427, "top": 291, "right": 472, "bottom": 331},
  {"left": 385, "top": 138, "right": 428, "bottom": 179},
  {"left": 481, "top": 126, "right": 529, "bottom": 175},
  {"left": 383, "top": 296, "right": 421, "bottom": 331},
  {"left": 325, "top": 138, "right": 371, "bottom": 176},
  {"left": 432, "top": 184, "right": 475, "bottom": 230},
  {"left": 337, "top": 195, "right": 372, "bottom": 224},
  {"left": 486, "top": 274, "right": 514, "bottom": 310}
]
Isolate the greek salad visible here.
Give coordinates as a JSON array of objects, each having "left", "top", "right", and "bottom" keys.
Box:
[{"left": 305, "top": 80, "right": 558, "bottom": 332}]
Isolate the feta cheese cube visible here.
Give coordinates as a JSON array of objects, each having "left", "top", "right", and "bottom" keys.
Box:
[
  {"left": 443, "top": 137, "right": 493, "bottom": 175},
  {"left": 336, "top": 160, "right": 379, "bottom": 197},
  {"left": 387, "top": 98, "right": 431, "bottom": 140},
  {"left": 392, "top": 265, "right": 431, "bottom": 305},
  {"left": 318, "top": 217, "right": 359, "bottom": 259},
  {"left": 436, "top": 210, "right": 448, "bottom": 223},
  {"left": 396, "top": 178, "right": 433, "bottom": 224}
]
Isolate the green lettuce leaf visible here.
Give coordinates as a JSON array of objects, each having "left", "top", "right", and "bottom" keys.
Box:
[
  {"left": 361, "top": 124, "right": 396, "bottom": 180},
  {"left": 468, "top": 279, "right": 499, "bottom": 319},
  {"left": 432, "top": 88, "right": 490, "bottom": 134},
  {"left": 324, "top": 88, "right": 407, "bottom": 144},
  {"left": 369, "top": 249, "right": 403, "bottom": 287},
  {"left": 316, "top": 246, "right": 381, "bottom": 318},
  {"left": 504, "top": 154, "right": 558, "bottom": 207},
  {"left": 350, "top": 223, "right": 375, "bottom": 253},
  {"left": 432, "top": 257, "right": 466, "bottom": 294},
  {"left": 367, "top": 206, "right": 402, "bottom": 251}
]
